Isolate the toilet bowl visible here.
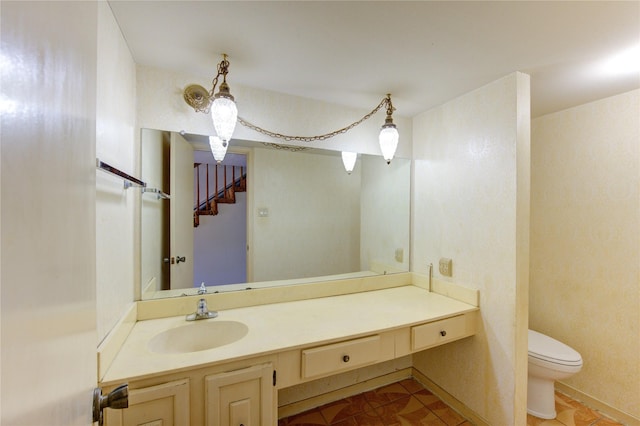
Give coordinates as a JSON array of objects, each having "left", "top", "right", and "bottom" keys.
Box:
[{"left": 528, "top": 329, "right": 583, "bottom": 419}]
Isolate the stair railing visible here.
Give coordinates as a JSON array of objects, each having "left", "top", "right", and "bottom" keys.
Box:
[{"left": 193, "top": 164, "right": 246, "bottom": 226}]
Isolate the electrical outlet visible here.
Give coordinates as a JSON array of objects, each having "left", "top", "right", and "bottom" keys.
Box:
[
  {"left": 395, "top": 248, "right": 403, "bottom": 263},
  {"left": 439, "top": 258, "right": 452, "bottom": 277}
]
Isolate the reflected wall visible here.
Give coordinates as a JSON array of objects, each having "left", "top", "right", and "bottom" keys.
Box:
[{"left": 140, "top": 133, "right": 412, "bottom": 297}]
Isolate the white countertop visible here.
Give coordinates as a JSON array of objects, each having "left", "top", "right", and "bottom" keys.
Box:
[{"left": 101, "top": 285, "right": 478, "bottom": 385}]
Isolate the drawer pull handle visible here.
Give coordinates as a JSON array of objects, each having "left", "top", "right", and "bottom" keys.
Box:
[
  {"left": 342, "top": 355, "right": 350, "bottom": 363},
  {"left": 440, "top": 330, "right": 447, "bottom": 337}
]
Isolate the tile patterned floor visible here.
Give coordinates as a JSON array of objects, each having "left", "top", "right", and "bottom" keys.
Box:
[
  {"left": 526, "top": 391, "right": 625, "bottom": 426},
  {"left": 278, "top": 378, "right": 472, "bottom": 425},
  {"left": 279, "top": 378, "right": 626, "bottom": 426}
]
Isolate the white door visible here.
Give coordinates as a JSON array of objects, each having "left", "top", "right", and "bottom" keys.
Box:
[
  {"left": 1, "top": 2, "right": 98, "bottom": 424},
  {"left": 170, "top": 132, "right": 195, "bottom": 289}
]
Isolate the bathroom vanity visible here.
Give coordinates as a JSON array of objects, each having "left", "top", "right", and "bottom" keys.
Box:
[{"left": 99, "top": 274, "right": 479, "bottom": 426}]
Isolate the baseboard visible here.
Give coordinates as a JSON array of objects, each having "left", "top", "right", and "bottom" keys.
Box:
[
  {"left": 555, "top": 382, "right": 640, "bottom": 426},
  {"left": 277, "top": 368, "right": 412, "bottom": 419},
  {"left": 411, "top": 368, "right": 490, "bottom": 426}
]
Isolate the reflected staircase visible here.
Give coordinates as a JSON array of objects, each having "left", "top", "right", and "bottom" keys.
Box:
[{"left": 193, "top": 163, "right": 246, "bottom": 227}]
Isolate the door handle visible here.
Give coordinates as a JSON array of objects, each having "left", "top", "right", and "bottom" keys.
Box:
[{"left": 93, "top": 384, "right": 128, "bottom": 426}]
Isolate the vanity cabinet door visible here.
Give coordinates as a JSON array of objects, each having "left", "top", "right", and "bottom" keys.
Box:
[
  {"left": 205, "top": 363, "right": 274, "bottom": 426},
  {"left": 105, "top": 378, "right": 190, "bottom": 426}
]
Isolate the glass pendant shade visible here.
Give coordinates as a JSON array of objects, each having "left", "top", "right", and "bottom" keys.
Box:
[
  {"left": 379, "top": 124, "right": 399, "bottom": 164},
  {"left": 341, "top": 151, "right": 358, "bottom": 174},
  {"left": 211, "top": 95, "right": 237, "bottom": 144},
  {"left": 209, "top": 136, "right": 228, "bottom": 163}
]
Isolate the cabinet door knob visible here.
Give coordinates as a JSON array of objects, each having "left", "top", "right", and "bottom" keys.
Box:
[
  {"left": 440, "top": 330, "right": 447, "bottom": 337},
  {"left": 92, "top": 384, "right": 129, "bottom": 426},
  {"left": 342, "top": 355, "right": 350, "bottom": 363}
]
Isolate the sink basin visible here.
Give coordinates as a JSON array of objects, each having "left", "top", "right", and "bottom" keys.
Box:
[{"left": 148, "top": 320, "right": 249, "bottom": 354}]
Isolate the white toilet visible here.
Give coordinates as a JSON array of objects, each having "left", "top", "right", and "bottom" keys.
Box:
[{"left": 528, "top": 329, "right": 583, "bottom": 419}]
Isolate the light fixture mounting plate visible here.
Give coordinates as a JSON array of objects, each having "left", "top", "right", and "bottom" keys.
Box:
[{"left": 183, "top": 84, "right": 211, "bottom": 112}]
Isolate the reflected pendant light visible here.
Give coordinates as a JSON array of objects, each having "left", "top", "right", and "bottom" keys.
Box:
[
  {"left": 341, "top": 151, "right": 358, "bottom": 174},
  {"left": 379, "top": 94, "right": 399, "bottom": 164},
  {"left": 209, "top": 136, "right": 228, "bottom": 163}
]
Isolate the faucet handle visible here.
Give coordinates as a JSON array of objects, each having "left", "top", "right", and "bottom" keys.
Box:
[
  {"left": 197, "top": 298, "right": 208, "bottom": 314},
  {"left": 186, "top": 297, "right": 218, "bottom": 321},
  {"left": 198, "top": 282, "right": 207, "bottom": 294}
]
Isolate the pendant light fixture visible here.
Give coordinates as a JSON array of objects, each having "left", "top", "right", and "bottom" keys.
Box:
[
  {"left": 183, "top": 54, "right": 238, "bottom": 148},
  {"left": 341, "top": 151, "right": 358, "bottom": 174},
  {"left": 210, "top": 60, "right": 237, "bottom": 146},
  {"left": 184, "top": 57, "right": 399, "bottom": 164},
  {"left": 378, "top": 94, "right": 399, "bottom": 164}
]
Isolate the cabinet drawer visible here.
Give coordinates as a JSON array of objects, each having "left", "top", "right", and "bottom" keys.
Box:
[
  {"left": 411, "top": 315, "right": 468, "bottom": 351},
  {"left": 301, "top": 335, "right": 380, "bottom": 379}
]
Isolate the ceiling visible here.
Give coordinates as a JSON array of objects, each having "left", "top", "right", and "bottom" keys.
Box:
[{"left": 108, "top": 1, "right": 640, "bottom": 118}]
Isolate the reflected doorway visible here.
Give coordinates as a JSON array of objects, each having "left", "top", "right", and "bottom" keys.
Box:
[{"left": 193, "top": 151, "right": 248, "bottom": 287}]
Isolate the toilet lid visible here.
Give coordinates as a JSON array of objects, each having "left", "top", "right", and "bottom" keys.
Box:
[{"left": 528, "top": 330, "right": 582, "bottom": 366}]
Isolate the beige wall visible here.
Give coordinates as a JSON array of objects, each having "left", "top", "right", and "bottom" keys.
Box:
[
  {"left": 95, "top": 2, "right": 138, "bottom": 342},
  {"left": 98, "top": 51, "right": 413, "bottom": 339},
  {"left": 360, "top": 155, "right": 411, "bottom": 273},
  {"left": 531, "top": 89, "right": 640, "bottom": 420},
  {"left": 411, "top": 73, "right": 531, "bottom": 425},
  {"left": 252, "top": 148, "right": 361, "bottom": 281}
]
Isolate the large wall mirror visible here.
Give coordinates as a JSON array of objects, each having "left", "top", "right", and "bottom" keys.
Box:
[{"left": 140, "top": 128, "right": 411, "bottom": 299}]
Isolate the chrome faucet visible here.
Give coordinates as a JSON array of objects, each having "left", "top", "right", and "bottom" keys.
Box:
[{"left": 186, "top": 298, "right": 218, "bottom": 321}]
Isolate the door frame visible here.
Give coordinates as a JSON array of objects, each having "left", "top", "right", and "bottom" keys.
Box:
[{"left": 227, "top": 146, "right": 253, "bottom": 283}]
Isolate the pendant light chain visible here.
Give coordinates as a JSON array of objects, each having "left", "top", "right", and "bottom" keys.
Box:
[
  {"left": 237, "top": 95, "right": 392, "bottom": 143},
  {"left": 183, "top": 55, "right": 399, "bottom": 161},
  {"left": 183, "top": 55, "right": 231, "bottom": 114},
  {"left": 386, "top": 94, "right": 395, "bottom": 117},
  {"left": 209, "top": 55, "right": 230, "bottom": 97}
]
